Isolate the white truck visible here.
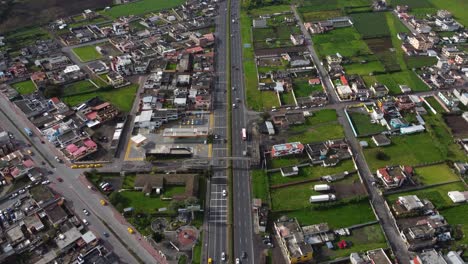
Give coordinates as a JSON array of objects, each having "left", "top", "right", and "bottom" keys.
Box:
[
  {"left": 314, "top": 184, "right": 331, "bottom": 192},
  {"left": 309, "top": 194, "right": 336, "bottom": 203}
]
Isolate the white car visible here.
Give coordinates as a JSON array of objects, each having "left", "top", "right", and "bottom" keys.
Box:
[
  {"left": 83, "top": 209, "right": 90, "bottom": 216},
  {"left": 236, "top": 258, "right": 240, "bottom": 264},
  {"left": 221, "top": 252, "right": 226, "bottom": 261},
  {"left": 222, "top": 189, "right": 227, "bottom": 197},
  {"left": 83, "top": 219, "right": 89, "bottom": 225},
  {"left": 41, "top": 180, "right": 50, "bottom": 185}
]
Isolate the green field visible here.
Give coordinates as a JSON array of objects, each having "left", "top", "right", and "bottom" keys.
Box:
[
  {"left": 102, "top": 0, "right": 186, "bottom": 18},
  {"left": 289, "top": 122, "right": 344, "bottom": 143},
  {"left": 313, "top": 27, "right": 371, "bottom": 59},
  {"left": 271, "top": 183, "right": 320, "bottom": 211},
  {"left": 293, "top": 79, "right": 323, "bottom": 98},
  {"left": 425, "top": 96, "right": 446, "bottom": 113},
  {"left": 63, "top": 80, "right": 99, "bottom": 96},
  {"left": 386, "top": 182, "right": 467, "bottom": 208},
  {"left": 405, "top": 56, "right": 437, "bottom": 69},
  {"left": 269, "top": 159, "right": 355, "bottom": 186},
  {"left": 12, "top": 80, "right": 36, "bottom": 95},
  {"left": 69, "top": 17, "right": 108, "bottom": 28},
  {"left": 246, "top": 5, "right": 291, "bottom": 16},
  {"left": 280, "top": 92, "right": 295, "bottom": 105},
  {"left": 119, "top": 191, "right": 170, "bottom": 212},
  {"left": 298, "top": 0, "right": 373, "bottom": 11},
  {"left": 252, "top": 170, "right": 269, "bottom": 203},
  {"left": 415, "top": 163, "right": 460, "bottom": 185},
  {"left": 62, "top": 84, "right": 138, "bottom": 112},
  {"left": 241, "top": 11, "right": 279, "bottom": 110},
  {"left": 363, "top": 124, "right": 463, "bottom": 171},
  {"left": 253, "top": 25, "right": 301, "bottom": 49},
  {"left": 344, "top": 61, "right": 386, "bottom": 75},
  {"left": 440, "top": 204, "right": 468, "bottom": 246},
  {"left": 349, "top": 112, "right": 387, "bottom": 136},
  {"left": 363, "top": 70, "right": 430, "bottom": 94},
  {"left": 3, "top": 27, "right": 51, "bottom": 52},
  {"left": 351, "top": 12, "right": 390, "bottom": 38},
  {"left": 300, "top": 9, "right": 343, "bottom": 22},
  {"left": 274, "top": 199, "right": 376, "bottom": 228},
  {"left": 72, "top": 44, "right": 103, "bottom": 62},
  {"left": 388, "top": 0, "right": 433, "bottom": 8},
  {"left": 427, "top": 0, "right": 468, "bottom": 27},
  {"left": 322, "top": 224, "right": 387, "bottom": 260}
]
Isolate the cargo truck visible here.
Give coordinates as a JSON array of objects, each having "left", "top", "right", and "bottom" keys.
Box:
[
  {"left": 309, "top": 194, "right": 336, "bottom": 203},
  {"left": 314, "top": 184, "right": 331, "bottom": 192}
]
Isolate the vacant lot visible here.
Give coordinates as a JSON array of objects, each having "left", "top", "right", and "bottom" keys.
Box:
[
  {"left": 415, "top": 163, "right": 460, "bottom": 185},
  {"left": 344, "top": 60, "right": 386, "bottom": 75},
  {"left": 349, "top": 112, "right": 387, "bottom": 136},
  {"left": 405, "top": 56, "right": 437, "bottom": 69},
  {"left": 253, "top": 25, "right": 302, "bottom": 49},
  {"left": 102, "top": 0, "right": 185, "bottom": 18},
  {"left": 313, "top": 27, "right": 371, "bottom": 59},
  {"left": 241, "top": 12, "right": 279, "bottom": 111},
  {"left": 273, "top": 199, "right": 376, "bottom": 228},
  {"left": 440, "top": 204, "right": 468, "bottom": 246},
  {"left": 351, "top": 13, "right": 390, "bottom": 38},
  {"left": 445, "top": 115, "right": 468, "bottom": 137},
  {"left": 269, "top": 159, "right": 356, "bottom": 185},
  {"left": 12, "top": 80, "right": 36, "bottom": 95},
  {"left": 363, "top": 70, "right": 430, "bottom": 94},
  {"left": 386, "top": 182, "right": 466, "bottom": 208},
  {"left": 72, "top": 44, "right": 104, "bottom": 62},
  {"left": 271, "top": 183, "right": 320, "bottom": 211},
  {"left": 300, "top": 9, "right": 343, "bottom": 22},
  {"left": 63, "top": 80, "right": 99, "bottom": 96},
  {"left": 293, "top": 78, "right": 323, "bottom": 97},
  {"left": 252, "top": 170, "right": 269, "bottom": 203},
  {"left": 62, "top": 84, "right": 138, "bottom": 112},
  {"left": 289, "top": 123, "right": 344, "bottom": 143}
]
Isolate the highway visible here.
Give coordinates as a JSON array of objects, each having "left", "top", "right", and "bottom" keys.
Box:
[
  {"left": 292, "top": 6, "right": 411, "bottom": 263},
  {"left": 0, "top": 94, "right": 165, "bottom": 264},
  {"left": 204, "top": 0, "right": 229, "bottom": 262},
  {"left": 230, "top": 0, "right": 256, "bottom": 263}
]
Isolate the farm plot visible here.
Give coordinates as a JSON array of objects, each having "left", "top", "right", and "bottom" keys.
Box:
[
  {"left": 363, "top": 70, "right": 430, "bottom": 95},
  {"left": 344, "top": 60, "right": 385, "bottom": 76},
  {"left": 444, "top": 115, "right": 468, "bottom": 137},
  {"left": 312, "top": 27, "right": 371, "bottom": 59},
  {"left": 365, "top": 37, "right": 401, "bottom": 72},
  {"left": 386, "top": 182, "right": 467, "bottom": 208},
  {"left": 415, "top": 163, "right": 460, "bottom": 185},
  {"left": 300, "top": 9, "right": 343, "bottom": 22},
  {"left": 12, "top": 80, "right": 36, "bottom": 95},
  {"left": 252, "top": 25, "right": 301, "bottom": 50},
  {"left": 425, "top": 96, "right": 446, "bottom": 113},
  {"left": 405, "top": 56, "right": 437, "bottom": 69},
  {"left": 350, "top": 13, "right": 390, "bottom": 38},
  {"left": 348, "top": 111, "right": 387, "bottom": 136}
]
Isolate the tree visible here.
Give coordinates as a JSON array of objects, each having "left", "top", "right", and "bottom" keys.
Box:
[
  {"left": 184, "top": 197, "right": 199, "bottom": 207},
  {"left": 168, "top": 200, "right": 184, "bottom": 211},
  {"left": 376, "top": 151, "right": 389, "bottom": 161},
  {"left": 43, "top": 85, "right": 62, "bottom": 98},
  {"left": 152, "top": 232, "right": 165, "bottom": 243}
]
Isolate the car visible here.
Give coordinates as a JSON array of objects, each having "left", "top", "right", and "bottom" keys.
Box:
[
  {"left": 294, "top": 106, "right": 300, "bottom": 110},
  {"left": 236, "top": 258, "right": 240, "bottom": 264},
  {"left": 271, "top": 108, "right": 278, "bottom": 112},
  {"left": 88, "top": 185, "right": 95, "bottom": 191},
  {"left": 285, "top": 107, "right": 291, "bottom": 110},
  {"left": 71, "top": 165, "right": 78, "bottom": 169},
  {"left": 232, "top": 103, "right": 237, "bottom": 108},
  {"left": 82, "top": 219, "right": 89, "bottom": 225},
  {"left": 222, "top": 189, "right": 227, "bottom": 197},
  {"left": 9, "top": 193, "right": 18, "bottom": 199},
  {"left": 83, "top": 209, "right": 90, "bottom": 216},
  {"left": 241, "top": 251, "right": 247, "bottom": 259},
  {"left": 102, "top": 232, "right": 109, "bottom": 237},
  {"left": 236, "top": 98, "right": 241, "bottom": 102},
  {"left": 40, "top": 140, "right": 45, "bottom": 144},
  {"left": 26, "top": 149, "right": 32, "bottom": 155},
  {"left": 214, "top": 134, "right": 219, "bottom": 139},
  {"left": 232, "top": 86, "right": 236, "bottom": 90},
  {"left": 57, "top": 177, "right": 63, "bottom": 182},
  {"left": 41, "top": 180, "right": 50, "bottom": 185},
  {"left": 221, "top": 252, "right": 226, "bottom": 261},
  {"left": 18, "top": 189, "right": 25, "bottom": 194},
  {"left": 41, "top": 161, "right": 46, "bottom": 165},
  {"left": 302, "top": 106, "right": 308, "bottom": 109}
]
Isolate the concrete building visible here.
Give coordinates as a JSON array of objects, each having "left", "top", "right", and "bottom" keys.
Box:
[
  {"left": 271, "top": 142, "right": 304, "bottom": 157},
  {"left": 274, "top": 217, "right": 314, "bottom": 264}
]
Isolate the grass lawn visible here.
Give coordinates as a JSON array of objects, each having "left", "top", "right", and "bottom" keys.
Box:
[
  {"left": 252, "top": 170, "right": 270, "bottom": 203},
  {"left": 344, "top": 61, "right": 385, "bottom": 75},
  {"left": 269, "top": 156, "right": 310, "bottom": 169},
  {"left": 363, "top": 70, "right": 430, "bottom": 95},
  {"left": 271, "top": 183, "right": 320, "bottom": 211},
  {"left": 163, "top": 186, "right": 186, "bottom": 197},
  {"left": 102, "top": 0, "right": 186, "bottom": 18},
  {"left": 439, "top": 204, "right": 468, "bottom": 246},
  {"left": 349, "top": 112, "right": 387, "bottom": 136},
  {"left": 192, "top": 232, "right": 203, "bottom": 264},
  {"left": 415, "top": 163, "right": 460, "bottom": 185},
  {"left": 62, "top": 83, "right": 138, "bottom": 112},
  {"left": 119, "top": 191, "right": 170, "bottom": 212},
  {"left": 425, "top": 96, "right": 446, "bottom": 113},
  {"left": 313, "top": 27, "right": 371, "bottom": 59},
  {"left": 69, "top": 17, "right": 108, "bottom": 28},
  {"left": 269, "top": 159, "right": 356, "bottom": 185},
  {"left": 12, "top": 80, "right": 36, "bottom": 95},
  {"left": 273, "top": 199, "right": 376, "bottom": 228},
  {"left": 322, "top": 224, "right": 387, "bottom": 260},
  {"left": 386, "top": 182, "right": 467, "bottom": 208},
  {"left": 427, "top": 0, "right": 468, "bottom": 27},
  {"left": 241, "top": 11, "right": 279, "bottom": 110},
  {"left": 63, "top": 80, "right": 99, "bottom": 96},
  {"left": 72, "top": 44, "right": 104, "bottom": 62},
  {"left": 405, "top": 56, "right": 437, "bottom": 69},
  {"left": 293, "top": 78, "right": 323, "bottom": 97},
  {"left": 351, "top": 12, "right": 390, "bottom": 38},
  {"left": 280, "top": 92, "right": 295, "bottom": 105}
]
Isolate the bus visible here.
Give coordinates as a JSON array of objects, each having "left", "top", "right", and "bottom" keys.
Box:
[{"left": 241, "top": 128, "right": 247, "bottom": 141}]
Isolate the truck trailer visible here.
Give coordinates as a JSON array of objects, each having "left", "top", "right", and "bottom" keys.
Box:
[
  {"left": 314, "top": 184, "right": 331, "bottom": 192},
  {"left": 309, "top": 194, "right": 336, "bottom": 203}
]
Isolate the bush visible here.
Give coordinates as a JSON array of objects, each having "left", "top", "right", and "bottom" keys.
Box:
[
  {"left": 152, "top": 232, "right": 165, "bottom": 243},
  {"left": 376, "top": 151, "right": 389, "bottom": 161}
]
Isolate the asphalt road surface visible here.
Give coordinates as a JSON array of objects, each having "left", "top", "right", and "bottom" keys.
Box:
[{"left": 230, "top": 0, "right": 256, "bottom": 263}]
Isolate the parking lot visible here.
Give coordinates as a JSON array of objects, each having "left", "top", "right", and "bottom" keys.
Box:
[{"left": 124, "top": 112, "right": 213, "bottom": 161}]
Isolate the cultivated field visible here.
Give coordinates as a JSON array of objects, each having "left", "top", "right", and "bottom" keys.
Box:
[{"left": 351, "top": 13, "right": 390, "bottom": 38}]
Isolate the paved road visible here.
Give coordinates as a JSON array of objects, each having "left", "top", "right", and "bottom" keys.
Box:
[
  {"left": 231, "top": 0, "right": 256, "bottom": 263},
  {"left": 293, "top": 6, "right": 411, "bottom": 263},
  {"left": 0, "top": 94, "right": 165, "bottom": 264},
  {"left": 204, "top": 0, "right": 229, "bottom": 262}
]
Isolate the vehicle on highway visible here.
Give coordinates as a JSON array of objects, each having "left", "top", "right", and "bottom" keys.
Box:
[
  {"left": 24, "top": 128, "right": 33, "bottom": 136},
  {"left": 127, "top": 227, "right": 134, "bottom": 234},
  {"left": 222, "top": 189, "right": 227, "bottom": 197},
  {"left": 236, "top": 98, "right": 241, "bottom": 102},
  {"left": 103, "top": 232, "right": 109, "bottom": 237},
  {"left": 241, "top": 128, "right": 247, "bottom": 141},
  {"left": 235, "top": 258, "right": 240, "bottom": 264},
  {"left": 54, "top": 156, "right": 62, "bottom": 163},
  {"left": 26, "top": 149, "right": 32, "bottom": 155},
  {"left": 221, "top": 252, "right": 226, "bottom": 261},
  {"left": 208, "top": 257, "right": 213, "bottom": 264},
  {"left": 57, "top": 177, "right": 63, "bottom": 182},
  {"left": 83, "top": 209, "right": 90, "bottom": 216},
  {"left": 41, "top": 180, "right": 50, "bottom": 185},
  {"left": 83, "top": 219, "right": 89, "bottom": 225},
  {"left": 232, "top": 103, "right": 237, "bottom": 108},
  {"left": 100, "top": 199, "right": 107, "bottom": 206},
  {"left": 232, "top": 86, "right": 235, "bottom": 90},
  {"left": 241, "top": 251, "right": 247, "bottom": 259}
]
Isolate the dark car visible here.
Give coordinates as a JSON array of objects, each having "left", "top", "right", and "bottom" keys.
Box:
[
  {"left": 242, "top": 251, "right": 247, "bottom": 259},
  {"left": 57, "top": 177, "right": 63, "bottom": 182},
  {"left": 103, "top": 232, "right": 109, "bottom": 237}
]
